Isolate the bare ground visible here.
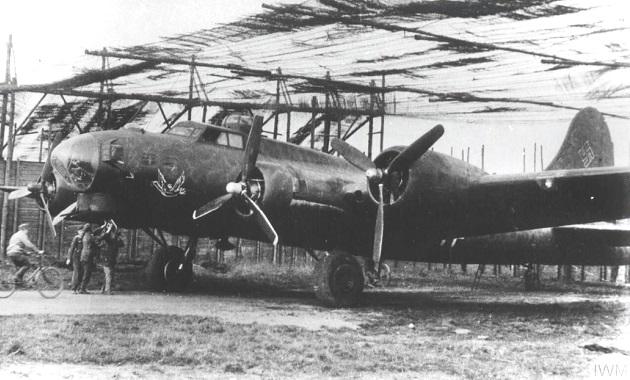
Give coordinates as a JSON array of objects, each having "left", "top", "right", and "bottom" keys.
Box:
[{"left": 1, "top": 263, "right": 630, "bottom": 379}]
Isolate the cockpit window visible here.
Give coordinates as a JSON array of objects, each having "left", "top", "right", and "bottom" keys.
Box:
[
  {"left": 229, "top": 134, "right": 244, "bottom": 149},
  {"left": 197, "top": 128, "right": 245, "bottom": 149},
  {"left": 216, "top": 132, "right": 228, "bottom": 146},
  {"left": 167, "top": 125, "right": 198, "bottom": 137}
]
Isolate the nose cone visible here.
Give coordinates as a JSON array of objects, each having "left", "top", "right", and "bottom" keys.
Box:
[{"left": 51, "top": 134, "right": 99, "bottom": 192}]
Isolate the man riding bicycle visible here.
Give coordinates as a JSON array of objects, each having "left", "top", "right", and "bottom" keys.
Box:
[{"left": 7, "top": 223, "right": 44, "bottom": 285}]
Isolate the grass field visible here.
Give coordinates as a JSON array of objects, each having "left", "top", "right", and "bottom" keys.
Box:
[
  {"left": 1, "top": 261, "right": 629, "bottom": 378},
  {"left": 1, "top": 298, "right": 628, "bottom": 379}
]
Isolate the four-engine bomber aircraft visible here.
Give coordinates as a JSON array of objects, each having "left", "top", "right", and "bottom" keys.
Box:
[{"left": 5, "top": 107, "right": 630, "bottom": 306}]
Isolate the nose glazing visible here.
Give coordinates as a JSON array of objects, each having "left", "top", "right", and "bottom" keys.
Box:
[{"left": 51, "top": 134, "right": 99, "bottom": 192}]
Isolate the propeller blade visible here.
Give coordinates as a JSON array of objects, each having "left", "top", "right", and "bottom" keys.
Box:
[
  {"left": 39, "top": 193, "right": 57, "bottom": 238},
  {"left": 387, "top": 124, "right": 444, "bottom": 174},
  {"left": 243, "top": 194, "right": 278, "bottom": 246},
  {"left": 0, "top": 185, "right": 21, "bottom": 193},
  {"left": 372, "top": 184, "right": 385, "bottom": 271},
  {"left": 192, "top": 193, "right": 233, "bottom": 220},
  {"left": 52, "top": 201, "right": 77, "bottom": 226},
  {"left": 8, "top": 187, "right": 32, "bottom": 200},
  {"left": 241, "top": 115, "right": 264, "bottom": 182},
  {"left": 331, "top": 138, "right": 375, "bottom": 172}
]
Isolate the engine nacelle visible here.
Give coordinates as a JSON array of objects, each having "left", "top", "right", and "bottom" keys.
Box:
[
  {"left": 257, "top": 162, "right": 295, "bottom": 213},
  {"left": 370, "top": 146, "right": 408, "bottom": 205}
]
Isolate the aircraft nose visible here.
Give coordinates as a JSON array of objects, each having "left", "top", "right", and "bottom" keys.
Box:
[{"left": 51, "top": 134, "right": 99, "bottom": 192}]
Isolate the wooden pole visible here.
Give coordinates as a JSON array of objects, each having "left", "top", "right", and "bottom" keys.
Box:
[
  {"left": 98, "top": 48, "right": 106, "bottom": 128},
  {"left": 310, "top": 97, "right": 317, "bottom": 148},
  {"left": 323, "top": 72, "right": 331, "bottom": 153},
  {"left": 188, "top": 55, "right": 195, "bottom": 121},
  {"left": 274, "top": 67, "right": 280, "bottom": 140},
  {"left": 11, "top": 158, "right": 19, "bottom": 233},
  {"left": 0, "top": 36, "right": 11, "bottom": 151},
  {"left": 368, "top": 80, "right": 375, "bottom": 159},
  {"left": 0, "top": 83, "right": 15, "bottom": 257},
  {"left": 0, "top": 37, "right": 10, "bottom": 259},
  {"left": 380, "top": 74, "right": 385, "bottom": 153},
  {"left": 286, "top": 112, "right": 291, "bottom": 142}
]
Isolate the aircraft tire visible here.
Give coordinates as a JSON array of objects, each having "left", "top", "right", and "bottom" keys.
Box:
[
  {"left": 164, "top": 253, "right": 193, "bottom": 292},
  {"left": 146, "top": 246, "right": 187, "bottom": 291},
  {"left": 315, "top": 252, "right": 364, "bottom": 307}
]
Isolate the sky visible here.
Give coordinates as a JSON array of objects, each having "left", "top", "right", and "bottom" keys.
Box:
[{"left": 0, "top": 0, "right": 297, "bottom": 84}]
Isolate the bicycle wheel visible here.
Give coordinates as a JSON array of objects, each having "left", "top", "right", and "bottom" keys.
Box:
[
  {"left": 35, "top": 267, "right": 64, "bottom": 298},
  {"left": 0, "top": 269, "right": 16, "bottom": 298}
]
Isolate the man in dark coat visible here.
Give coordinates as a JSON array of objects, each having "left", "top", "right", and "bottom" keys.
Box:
[
  {"left": 75, "top": 224, "right": 96, "bottom": 294},
  {"left": 96, "top": 227, "right": 124, "bottom": 295},
  {"left": 66, "top": 224, "right": 90, "bottom": 293}
]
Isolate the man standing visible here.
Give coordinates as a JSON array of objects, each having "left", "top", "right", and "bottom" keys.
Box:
[
  {"left": 77, "top": 224, "right": 96, "bottom": 294},
  {"left": 66, "top": 224, "right": 90, "bottom": 293},
  {"left": 96, "top": 224, "right": 124, "bottom": 295},
  {"left": 7, "top": 223, "right": 43, "bottom": 284}
]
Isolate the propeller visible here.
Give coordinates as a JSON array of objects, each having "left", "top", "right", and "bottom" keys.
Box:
[
  {"left": 52, "top": 201, "right": 78, "bottom": 226},
  {"left": 1, "top": 127, "right": 72, "bottom": 237},
  {"left": 8, "top": 187, "right": 31, "bottom": 200},
  {"left": 192, "top": 115, "right": 279, "bottom": 245},
  {"left": 332, "top": 124, "right": 444, "bottom": 274}
]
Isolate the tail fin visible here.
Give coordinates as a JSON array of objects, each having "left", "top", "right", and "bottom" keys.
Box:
[{"left": 546, "top": 107, "right": 614, "bottom": 170}]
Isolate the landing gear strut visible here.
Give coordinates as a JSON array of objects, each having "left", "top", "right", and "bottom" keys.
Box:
[
  {"left": 364, "top": 261, "right": 392, "bottom": 288},
  {"left": 314, "top": 252, "right": 364, "bottom": 307}
]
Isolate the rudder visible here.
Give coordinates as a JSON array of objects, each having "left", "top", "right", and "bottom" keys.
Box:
[{"left": 545, "top": 107, "right": 614, "bottom": 170}]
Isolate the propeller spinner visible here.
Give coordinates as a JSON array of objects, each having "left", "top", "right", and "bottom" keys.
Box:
[
  {"left": 192, "top": 115, "right": 278, "bottom": 246},
  {"left": 332, "top": 124, "right": 444, "bottom": 274},
  {"left": 1, "top": 128, "right": 74, "bottom": 237}
]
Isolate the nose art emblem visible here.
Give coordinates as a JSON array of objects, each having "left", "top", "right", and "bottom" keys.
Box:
[{"left": 152, "top": 168, "right": 187, "bottom": 198}]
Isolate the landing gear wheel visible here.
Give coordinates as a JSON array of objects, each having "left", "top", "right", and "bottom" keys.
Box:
[
  {"left": 164, "top": 256, "right": 193, "bottom": 292},
  {"left": 315, "top": 253, "right": 364, "bottom": 307},
  {"left": 146, "top": 246, "right": 191, "bottom": 291}
]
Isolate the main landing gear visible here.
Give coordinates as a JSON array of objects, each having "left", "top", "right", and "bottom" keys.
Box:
[
  {"left": 314, "top": 252, "right": 364, "bottom": 307},
  {"left": 145, "top": 229, "right": 197, "bottom": 292}
]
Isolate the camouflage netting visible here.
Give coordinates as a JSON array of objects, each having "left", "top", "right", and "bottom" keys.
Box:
[{"left": 11, "top": 0, "right": 630, "bottom": 156}]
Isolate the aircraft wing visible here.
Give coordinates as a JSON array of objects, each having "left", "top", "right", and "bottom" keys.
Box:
[
  {"left": 465, "top": 166, "right": 630, "bottom": 235},
  {"left": 553, "top": 223, "right": 630, "bottom": 247}
]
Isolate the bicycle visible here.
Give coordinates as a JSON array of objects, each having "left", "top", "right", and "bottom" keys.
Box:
[{"left": 0, "top": 252, "right": 64, "bottom": 298}]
